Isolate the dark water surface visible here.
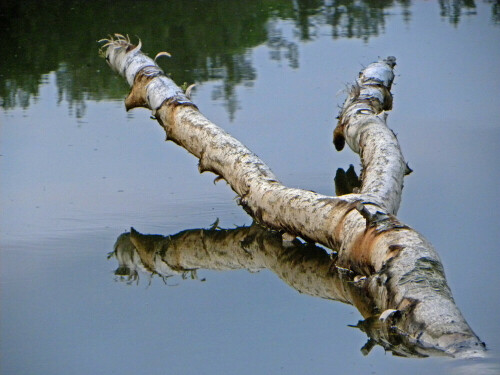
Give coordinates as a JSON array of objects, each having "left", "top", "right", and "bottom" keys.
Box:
[{"left": 1, "top": 1, "right": 500, "bottom": 374}]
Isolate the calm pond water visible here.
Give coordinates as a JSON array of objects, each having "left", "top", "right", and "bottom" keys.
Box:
[{"left": 1, "top": 1, "right": 500, "bottom": 374}]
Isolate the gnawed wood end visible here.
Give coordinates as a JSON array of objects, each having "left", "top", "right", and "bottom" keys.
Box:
[{"left": 99, "top": 34, "right": 196, "bottom": 117}]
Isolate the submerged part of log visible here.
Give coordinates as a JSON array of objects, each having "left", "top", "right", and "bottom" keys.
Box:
[{"left": 99, "top": 35, "right": 484, "bottom": 358}]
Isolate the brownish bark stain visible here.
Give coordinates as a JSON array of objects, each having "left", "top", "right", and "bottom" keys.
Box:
[
  {"left": 332, "top": 200, "right": 361, "bottom": 242},
  {"left": 129, "top": 228, "right": 158, "bottom": 273},
  {"left": 386, "top": 244, "right": 404, "bottom": 262},
  {"left": 348, "top": 213, "right": 408, "bottom": 275},
  {"left": 125, "top": 71, "right": 154, "bottom": 110},
  {"left": 349, "top": 226, "right": 382, "bottom": 275}
]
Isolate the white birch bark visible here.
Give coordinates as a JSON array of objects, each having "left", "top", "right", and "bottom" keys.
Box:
[{"left": 100, "top": 35, "right": 485, "bottom": 358}]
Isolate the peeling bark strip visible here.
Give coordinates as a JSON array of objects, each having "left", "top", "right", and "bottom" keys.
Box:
[{"left": 99, "top": 35, "right": 484, "bottom": 357}]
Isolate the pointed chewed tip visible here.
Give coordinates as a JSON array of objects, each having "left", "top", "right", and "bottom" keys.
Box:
[
  {"left": 97, "top": 36, "right": 116, "bottom": 50},
  {"left": 185, "top": 83, "right": 196, "bottom": 99},
  {"left": 114, "top": 33, "right": 127, "bottom": 41},
  {"left": 154, "top": 51, "right": 172, "bottom": 62},
  {"left": 404, "top": 162, "right": 413, "bottom": 176},
  {"left": 127, "top": 37, "right": 142, "bottom": 53},
  {"left": 213, "top": 175, "right": 224, "bottom": 185}
]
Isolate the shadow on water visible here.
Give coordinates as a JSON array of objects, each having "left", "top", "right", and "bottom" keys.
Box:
[
  {"left": 108, "top": 222, "right": 493, "bottom": 362},
  {"left": 1, "top": 0, "right": 497, "bottom": 118}
]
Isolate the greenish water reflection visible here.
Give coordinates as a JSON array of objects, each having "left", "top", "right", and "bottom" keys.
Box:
[{"left": 1, "top": 0, "right": 496, "bottom": 118}]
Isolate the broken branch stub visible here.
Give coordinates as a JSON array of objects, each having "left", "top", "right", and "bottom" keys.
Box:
[{"left": 99, "top": 35, "right": 485, "bottom": 357}]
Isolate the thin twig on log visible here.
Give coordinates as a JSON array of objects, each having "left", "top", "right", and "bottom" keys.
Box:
[{"left": 99, "top": 35, "right": 485, "bottom": 358}]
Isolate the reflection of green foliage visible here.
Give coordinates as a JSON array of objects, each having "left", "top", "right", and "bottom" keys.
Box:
[
  {"left": 489, "top": 0, "right": 500, "bottom": 24},
  {"left": 0, "top": 0, "right": 495, "bottom": 117},
  {"left": 271, "top": 0, "right": 413, "bottom": 42},
  {"left": 0, "top": 0, "right": 280, "bottom": 117},
  {"left": 324, "top": 0, "right": 409, "bottom": 41},
  {"left": 439, "top": 0, "right": 477, "bottom": 25}
]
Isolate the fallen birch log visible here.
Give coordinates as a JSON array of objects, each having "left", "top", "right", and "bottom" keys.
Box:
[{"left": 99, "top": 34, "right": 485, "bottom": 358}]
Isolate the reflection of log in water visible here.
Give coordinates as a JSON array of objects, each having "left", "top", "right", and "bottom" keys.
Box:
[{"left": 111, "top": 224, "right": 465, "bottom": 358}]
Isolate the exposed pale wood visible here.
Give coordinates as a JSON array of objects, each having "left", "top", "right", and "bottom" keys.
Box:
[{"left": 100, "top": 35, "right": 485, "bottom": 358}]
